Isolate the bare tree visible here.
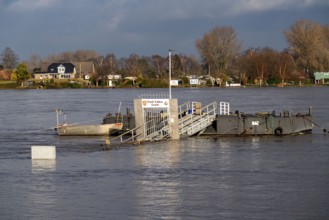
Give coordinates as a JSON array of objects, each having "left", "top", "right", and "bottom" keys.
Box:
[
  {"left": 171, "top": 54, "right": 182, "bottom": 78},
  {"left": 237, "top": 50, "right": 251, "bottom": 85},
  {"left": 27, "top": 54, "right": 42, "bottom": 72},
  {"left": 319, "top": 24, "right": 329, "bottom": 70},
  {"left": 46, "top": 49, "right": 99, "bottom": 63},
  {"left": 74, "top": 49, "right": 99, "bottom": 61},
  {"left": 125, "top": 54, "right": 144, "bottom": 78},
  {"left": 58, "top": 51, "right": 74, "bottom": 62},
  {"left": 105, "top": 53, "right": 118, "bottom": 75},
  {"left": 1, "top": 47, "right": 19, "bottom": 69},
  {"left": 151, "top": 55, "right": 166, "bottom": 78},
  {"left": 252, "top": 52, "right": 268, "bottom": 86},
  {"left": 172, "top": 54, "right": 201, "bottom": 77},
  {"left": 93, "top": 56, "right": 107, "bottom": 86},
  {"left": 274, "top": 52, "right": 294, "bottom": 84},
  {"left": 185, "top": 55, "right": 201, "bottom": 77},
  {"left": 92, "top": 53, "right": 119, "bottom": 86},
  {"left": 240, "top": 48, "right": 274, "bottom": 86},
  {"left": 285, "top": 19, "right": 329, "bottom": 76},
  {"left": 196, "top": 26, "right": 241, "bottom": 81}
]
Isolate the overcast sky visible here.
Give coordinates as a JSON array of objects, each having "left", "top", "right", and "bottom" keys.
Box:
[{"left": 0, "top": 0, "right": 328, "bottom": 61}]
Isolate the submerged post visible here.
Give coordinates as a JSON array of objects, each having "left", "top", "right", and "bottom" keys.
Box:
[{"left": 309, "top": 106, "right": 312, "bottom": 116}]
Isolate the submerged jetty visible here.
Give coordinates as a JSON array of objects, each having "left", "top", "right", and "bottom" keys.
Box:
[{"left": 103, "top": 96, "right": 315, "bottom": 144}]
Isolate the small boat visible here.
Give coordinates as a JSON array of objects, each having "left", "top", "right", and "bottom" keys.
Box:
[
  {"left": 56, "top": 123, "right": 123, "bottom": 136},
  {"left": 55, "top": 109, "right": 123, "bottom": 136}
]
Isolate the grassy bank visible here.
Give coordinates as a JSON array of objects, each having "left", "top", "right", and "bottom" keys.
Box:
[
  {"left": 0, "top": 81, "right": 17, "bottom": 89},
  {"left": 0, "top": 79, "right": 326, "bottom": 89}
]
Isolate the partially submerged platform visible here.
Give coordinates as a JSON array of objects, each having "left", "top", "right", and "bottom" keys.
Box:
[
  {"left": 105, "top": 97, "right": 315, "bottom": 144},
  {"left": 203, "top": 109, "right": 313, "bottom": 136}
]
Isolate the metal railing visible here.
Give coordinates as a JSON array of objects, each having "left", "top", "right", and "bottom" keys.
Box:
[
  {"left": 112, "top": 114, "right": 171, "bottom": 144},
  {"left": 112, "top": 101, "right": 217, "bottom": 144},
  {"left": 178, "top": 101, "right": 217, "bottom": 137},
  {"left": 219, "top": 101, "right": 230, "bottom": 115}
]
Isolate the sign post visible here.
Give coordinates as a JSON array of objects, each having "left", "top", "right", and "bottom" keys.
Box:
[{"left": 169, "top": 49, "right": 173, "bottom": 99}]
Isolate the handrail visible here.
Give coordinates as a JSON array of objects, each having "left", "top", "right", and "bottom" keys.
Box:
[
  {"left": 113, "top": 114, "right": 171, "bottom": 144},
  {"left": 112, "top": 101, "right": 217, "bottom": 144},
  {"left": 179, "top": 101, "right": 217, "bottom": 136},
  {"left": 110, "top": 124, "right": 143, "bottom": 144},
  {"left": 178, "top": 102, "right": 190, "bottom": 115}
]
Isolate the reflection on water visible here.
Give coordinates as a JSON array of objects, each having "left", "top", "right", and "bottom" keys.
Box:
[
  {"left": 216, "top": 138, "right": 233, "bottom": 149},
  {"left": 136, "top": 140, "right": 181, "bottom": 167},
  {"left": 28, "top": 160, "right": 57, "bottom": 219},
  {"left": 135, "top": 140, "right": 181, "bottom": 218},
  {"left": 31, "top": 160, "right": 56, "bottom": 173},
  {"left": 251, "top": 137, "right": 261, "bottom": 149}
]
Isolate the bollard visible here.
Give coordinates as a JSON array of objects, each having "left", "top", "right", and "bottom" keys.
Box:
[{"left": 31, "top": 146, "right": 56, "bottom": 160}]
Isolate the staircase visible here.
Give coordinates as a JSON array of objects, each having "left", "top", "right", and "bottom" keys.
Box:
[
  {"left": 178, "top": 101, "right": 217, "bottom": 137},
  {"left": 112, "top": 101, "right": 217, "bottom": 144},
  {"left": 140, "top": 116, "right": 171, "bottom": 142},
  {"left": 111, "top": 117, "right": 171, "bottom": 144}
]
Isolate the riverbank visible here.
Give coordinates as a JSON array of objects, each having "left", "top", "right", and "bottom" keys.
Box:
[{"left": 1, "top": 80, "right": 326, "bottom": 90}]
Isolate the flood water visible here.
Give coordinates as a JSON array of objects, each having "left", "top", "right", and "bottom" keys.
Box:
[{"left": 1, "top": 87, "right": 329, "bottom": 219}]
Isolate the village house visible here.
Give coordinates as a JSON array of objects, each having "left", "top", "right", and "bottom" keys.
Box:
[
  {"left": 106, "top": 74, "right": 122, "bottom": 87},
  {"left": 33, "top": 63, "right": 77, "bottom": 80}
]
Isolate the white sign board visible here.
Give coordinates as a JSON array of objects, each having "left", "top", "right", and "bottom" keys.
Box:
[
  {"left": 142, "top": 99, "right": 169, "bottom": 108},
  {"left": 170, "top": 80, "right": 179, "bottom": 86},
  {"left": 190, "top": 79, "right": 199, "bottom": 85}
]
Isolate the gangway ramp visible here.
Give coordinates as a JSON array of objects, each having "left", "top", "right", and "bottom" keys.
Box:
[
  {"left": 111, "top": 101, "right": 217, "bottom": 144},
  {"left": 178, "top": 101, "right": 217, "bottom": 137},
  {"left": 111, "top": 116, "right": 171, "bottom": 144}
]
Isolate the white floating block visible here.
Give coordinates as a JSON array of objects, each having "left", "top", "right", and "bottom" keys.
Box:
[{"left": 31, "top": 146, "right": 56, "bottom": 160}]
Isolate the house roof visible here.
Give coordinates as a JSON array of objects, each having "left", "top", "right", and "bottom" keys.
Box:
[{"left": 47, "top": 63, "right": 75, "bottom": 73}]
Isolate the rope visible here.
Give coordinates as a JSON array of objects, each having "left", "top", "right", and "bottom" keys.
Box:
[{"left": 304, "top": 117, "right": 328, "bottom": 134}]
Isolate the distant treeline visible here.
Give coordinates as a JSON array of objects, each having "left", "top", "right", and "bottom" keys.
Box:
[{"left": 1, "top": 19, "right": 328, "bottom": 86}]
